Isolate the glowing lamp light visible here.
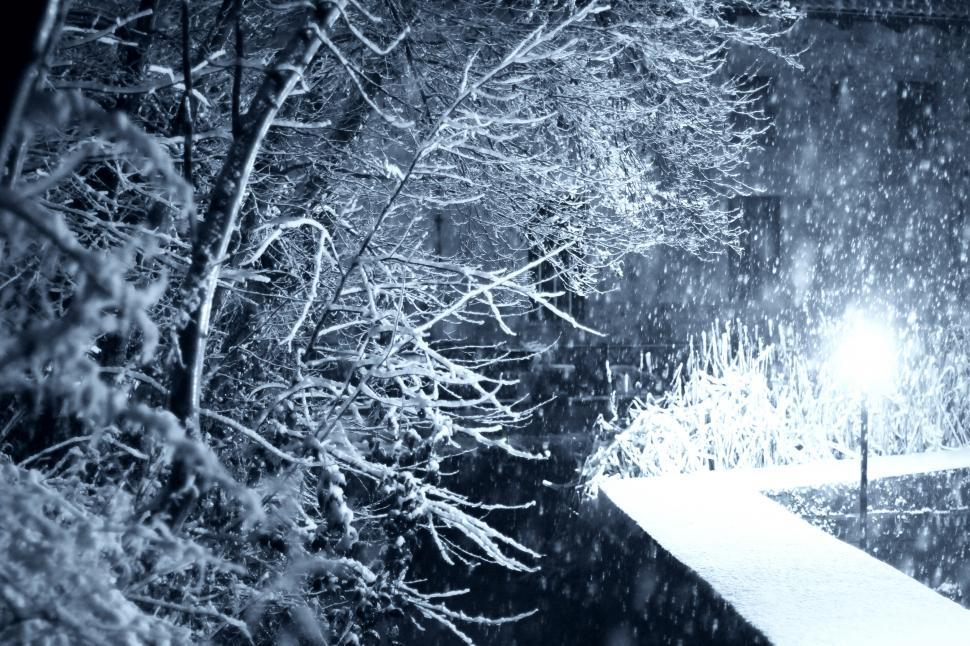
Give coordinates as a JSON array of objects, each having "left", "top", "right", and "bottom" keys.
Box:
[
  {"left": 831, "top": 312, "right": 898, "bottom": 398},
  {"left": 829, "top": 309, "right": 899, "bottom": 552}
]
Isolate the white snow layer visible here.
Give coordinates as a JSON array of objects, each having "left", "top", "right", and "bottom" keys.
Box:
[{"left": 601, "top": 449, "right": 970, "bottom": 645}]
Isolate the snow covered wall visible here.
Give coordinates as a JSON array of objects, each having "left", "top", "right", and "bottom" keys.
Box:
[{"left": 600, "top": 450, "right": 970, "bottom": 645}]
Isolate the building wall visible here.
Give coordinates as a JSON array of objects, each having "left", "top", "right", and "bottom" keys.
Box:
[{"left": 534, "top": 13, "right": 970, "bottom": 350}]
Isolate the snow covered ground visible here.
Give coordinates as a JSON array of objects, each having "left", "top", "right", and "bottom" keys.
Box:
[{"left": 601, "top": 449, "right": 970, "bottom": 645}]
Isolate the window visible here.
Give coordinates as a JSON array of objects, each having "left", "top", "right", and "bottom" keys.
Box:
[
  {"left": 897, "top": 81, "right": 937, "bottom": 149},
  {"left": 732, "top": 75, "right": 778, "bottom": 146},
  {"left": 729, "top": 196, "right": 782, "bottom": 298},
  {"left": 831, "top": 78, "right": 848, "bottom": 110},
  {"left": 527, "top": 243, "right": 585, "bottom": 322}
]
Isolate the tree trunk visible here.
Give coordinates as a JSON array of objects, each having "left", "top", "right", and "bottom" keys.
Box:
[
  {"left": 157, "top": 2, "right": 338, "bottom": 526},
  {"left": 0, "top": 0, "right": 60, "bottom": 183}
]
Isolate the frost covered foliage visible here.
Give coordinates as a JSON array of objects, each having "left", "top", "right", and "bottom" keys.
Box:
[
  {"left": 0, "top": 1, "right": 795, "bottom": 643},
  {"left": 583, "top": 320, "right": 970, "bottom": 494}
]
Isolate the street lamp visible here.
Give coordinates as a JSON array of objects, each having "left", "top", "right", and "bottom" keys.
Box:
[{"left": 831, "top": 311, "right": 898, "bottom": 550}]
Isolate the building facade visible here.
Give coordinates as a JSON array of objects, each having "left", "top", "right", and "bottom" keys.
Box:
[
  {"left": 426, "top": 2, "right": 970, "bottom": 402},
  {"left": 523, "top": 2, "right": 970, "bottom": 353}
]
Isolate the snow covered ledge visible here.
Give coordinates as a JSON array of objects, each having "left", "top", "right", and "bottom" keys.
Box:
[{"left": 600, "top": 449, "right": 970, "bottom": 646}]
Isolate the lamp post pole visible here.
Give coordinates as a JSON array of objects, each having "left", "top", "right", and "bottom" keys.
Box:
[
  {"left": 832, "top": 310, "right": 896, "bottom": 551},
  {"left": 859, "top": 397, "right": 869, "bottom": 551}
]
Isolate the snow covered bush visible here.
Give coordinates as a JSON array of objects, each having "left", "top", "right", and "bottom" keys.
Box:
[
  {"left": 0, "top": 0, "right": 796, "bottom": 642},
  {"left": 0, "top": 463, "right": 191, "bottom": 644},
  {"left": 583, "top": 319, "right": 970, "bottom": 494}
]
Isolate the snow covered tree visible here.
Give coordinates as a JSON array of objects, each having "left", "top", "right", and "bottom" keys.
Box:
[{"left": 0, "top": 0, "right": 795, "bottom": 642}]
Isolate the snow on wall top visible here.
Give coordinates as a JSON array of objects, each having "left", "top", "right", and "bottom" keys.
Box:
[{"left": 601, "top": 450, "right": 970, "bottom": 645}]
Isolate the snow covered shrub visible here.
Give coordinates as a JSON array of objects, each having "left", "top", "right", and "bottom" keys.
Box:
[
  {"left": 583, "top": 319, "right": 970, "bottom": 493},
  {"left": 583, "top": 321, "right": 829, "bottom": 490},
  {"left": 0, "top": 461, "right": 195, "bottom": 644},
  {"left": 887, "top": 325, "right": 970, "bottom": 451},
  {"left": 0, "top": 0, "right": 796, "bottom": 643}
]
